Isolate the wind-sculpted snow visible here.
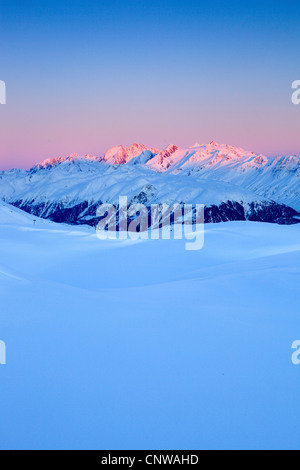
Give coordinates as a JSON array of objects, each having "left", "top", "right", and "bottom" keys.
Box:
[
  {"left": 0, "top": 204, "right": 300, "bottom": 449},
  {"left": 0, "top": 141, "right": 299, "bottom": 226}
]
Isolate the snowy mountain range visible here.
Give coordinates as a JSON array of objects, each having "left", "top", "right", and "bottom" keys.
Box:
[{"left": 0, "top": 141, "right": 299, "bottom": 227}]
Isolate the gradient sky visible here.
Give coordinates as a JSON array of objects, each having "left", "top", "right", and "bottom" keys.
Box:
[{"left": 1, "top": 0, "right": 300, "bottom": 169}]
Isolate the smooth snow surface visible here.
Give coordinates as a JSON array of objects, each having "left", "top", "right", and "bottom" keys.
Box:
[{"left": 0, "top": 203, "right": 299, "bottom": 450}]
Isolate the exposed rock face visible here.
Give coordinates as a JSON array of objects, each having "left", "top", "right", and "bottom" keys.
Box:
[{"left": 10, "top": 199, "right": 299, "bottom": 229}]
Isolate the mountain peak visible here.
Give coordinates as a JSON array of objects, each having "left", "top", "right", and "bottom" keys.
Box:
[
  {"left": 162, "top": 144, "right": 179, "bottom": 154},
  {"left": 191, "top": 142, "right": 201, "bottom": 148},
  {"left": 101, "top": 143, "right": 160, "bottom": 165},
  {"left": 34, "top": 153, "right": 99, "bottom": 170}
]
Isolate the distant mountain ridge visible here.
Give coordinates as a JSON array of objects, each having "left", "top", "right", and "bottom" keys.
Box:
[
  {"left": 0, "top": 141, "right": 299, "bottom": 227},
  {"left": 100, "top": 143, "right": 160, "bottom": 165}
]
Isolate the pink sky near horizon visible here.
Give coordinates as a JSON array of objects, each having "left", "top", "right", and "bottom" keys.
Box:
[
  {"left": 1, "top": 0, "right": 300, "bottom": 170},
  {"left": 1, "top": 70, "right": 299, "bottom": 170},
  {"left": 1, "top": 93, "right": 300, "bottom": 170}
]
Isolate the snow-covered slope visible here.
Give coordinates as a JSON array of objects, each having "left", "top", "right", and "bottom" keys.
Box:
[
  {"left": 0, "top": 142, "right": 299, "bottom": 226},
  {"left": 0, "top": 161, "right": 266, "bottom": 207},
  {"left": 0, "top": 201, "right": 35, "bottom": 225},
  {"left": 146, "top": 142, "right": 300, "bottom": 211},
  {"left": 0, "top": 160, "right": 297, "bottom": 226},
  {"left": 100, "top": 143, "right": 159, "bottom": 165},
  {"left": 0, "top": 200, "right": 53, "bottom": 226},
  {"left": 0, "top": 213, "right": 300, "bottom": 449},
  {"left": 34, "top": 153, "right": 100, "bottom": 170}
]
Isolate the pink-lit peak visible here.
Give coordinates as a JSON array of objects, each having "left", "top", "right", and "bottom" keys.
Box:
[{"left": 32, "top": 141, "right": 298, "bottom": 172}]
